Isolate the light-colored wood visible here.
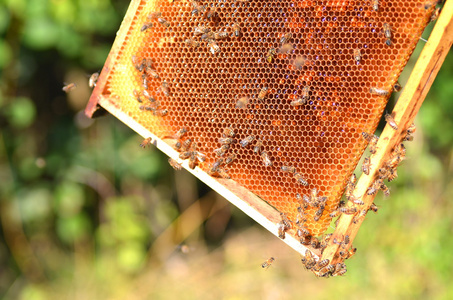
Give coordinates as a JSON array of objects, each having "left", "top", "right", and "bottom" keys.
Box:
[{"left": 321, "top": 0, "right": 453, "bottom": 264}]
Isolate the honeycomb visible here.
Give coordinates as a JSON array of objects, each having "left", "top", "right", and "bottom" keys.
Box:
[{"left": 93, "top": 0, "right": 433, "bottom": 236}]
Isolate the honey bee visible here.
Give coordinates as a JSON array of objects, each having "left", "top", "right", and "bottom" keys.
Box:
[
  {"left": 277, "top": 222, "right": 286, "bottom": 239},
  {"left": 393, "top": 81, "right": 402, "bottom": 92},
  {"left": 362, "top": 157, "right": 371, "bottom": 175},
  {"left": 405, "top": 123, "right": 416, "bottom": 141},
  {"left": 140, "top": 22, "right": 153, "bottom": 32},
  {"left": 219, "top": 137, "right": 234, "bottom": 145},
  {"left": 188, "top": 152, "right": 198, "bottom": 169},
  {"left": 253, "top": 139, "right": 263, "bottom": 153},
  {"left": 353, "top": 49, "right": 362, "bottom": 63},
  {"left": 174, "top": 140, "right": 182, "bottom": 150},
  {"left": 232, "top": 23, "right": 241, "bottom": 37},
  {"left": 362, "top": 132, "right": 379, "bottom": 154},
  {"left": 182, "top": 138, "right": 192, "bottom": 151},
  {"left": 329, "top": 209, "right": 340, "bottom": 218},
  {"left": 208, "top": 40, "right": 220, "bottom": 54},
  {"left": 62, "top": 83, "right": 77, "bottom": 93},
  {"left": 261, "top": 257, "right": 275, "bottom": 270},
  {"left": 367, "top": 179, "right": 383, "bottom": 195},
  {"left": 279, "top": 43, "right": 293, "bottom": 53},
  {"left": 317, "top": 265, "right": 335, "bottom": 277},
  {"left": 185, "top": 38, "right": 200, "bottom": 48},
  {"left": 424, "top": 0, "right": 441, "bottom": 10},
  {"left": 142, "top": 74, "right": 149, "bottom": 90},
  {"left": 257, "top": 87, "right": 269, "bottom": 101},
  {"left": 205, "top": 7, "right": 218, "bottom": 20},
  {"left": 217, "top": 168, "right": 231, "bottom": 179},
  {"left": 372, "top": 0, "right": 379, "bottom": 11},
  {"left": 145, "top": 67, "right": 159, "bottom": 79},
  {"left": 260, "top": 151, "right": 273, "bottom": 167},
  {"left": 240, "top": 135, "right": 255, "bottom": 147},
  {"left": 235, "top": 96, "right": 249, "bottom": 109},
  {"left": 281, "top": 165, "right": 296, "bottom": 174},
  {"left": 147, "top": 12, "right": 162, "bottom": 20},
  {"left": 89, "top": 72, "right": 99, "bottom": 88},
  {"left": 214, "top": 144, "right": 229, "bottom": 157},
  {"left": 370, "top": 87, "right": 390, "bottom": 96},
  {"left": 168, "top": 158, "right": 182, "bottom": 170},
  {"left": 301, "top": 250, "right": 316, "bottom": 270},
  {"left": 179, "top": 151, "right": 192, "bottom": 160},
  {"left": 353, "top": 209, "right": 367, "bottom": 223},
  {"left": 332, "top": 263, "right": 347, "bottom": 277},
  {"left": 194, "top": 26, "right": 210, "bottom": 36},
  {"left": 210, "top": 158, "right": 224, "bottom": 173},
  {"left": 383, "top": 23, "right": 392, "bottom": 46},
  {"left": 140, "top": 137, "right": 153, "bottom": 148},
  {"left": 369, "top": 203, "right": 379, "bottom": 213},
  {"left": 214, "top": 31, "right": 228, "bottom": 40},
  {"left": 160, "top": 81, "right": 170, "bottom": 97},
  {"left": 223, "top": 126, "right": 236, "bottom": 138},
  {"left": 290, "top": 86, "right": 310, "bottom": 106},
  {"left": 388, "top": 168, "right": 398, "bottom": 181},
  {"left": 314, "top": 208, "right": 324, "bottom": 222},
  {"left": 385, "top": 112, "right": 398, "bottom": 130},
  {"left": 339, "top": 206, "right": 357, "bottom": 215},
  {"left": 266, "top": 48, "right": 277, "bottom": 63},
  {"left": 153, "top": 109, "right": 168, "bottom": 117},
  {"left": 293, "top": 56, "right": 306, "bottom": 70},
  {"left": 201, "top": 32, "right": 215, "bottom": 41},
  {"left": 345, "top": 173, "right": 356, "bottom": 200},
  {"left": 297, "top": 226, "right": 310, "bottom": 237},
  {"left": 430, "top": 7, "right": 441, "bottom": 22},
  {"left": 294, "top": 173, "right": 308, "bottom": 186},
  {"left": 225, "top": 153, "right": 237, "bottom": 165},
  {"left": 280, "top": 212, "right": 292, "bottom": 230},
  {"left": 380, "top": 183, "right": 390, "bottom": 196},
  {"left": 280, "top": 32, "right": 292, "bottom": 44},
  {"left": 157, "top": 17, "right": 170, "bottom": 27}
]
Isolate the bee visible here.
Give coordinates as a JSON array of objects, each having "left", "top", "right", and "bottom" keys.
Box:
[
  {"left": 297, "top": 226, "right": 310, "bottom": 237},
  {"left": 147, "top": 12, "right": 162, "bottom": 20},
  {"left": 145, "top": 67, "right": 159, "bottom": 79},
  {"left": 261, "top": 257, "right": 275, "bottom": 270},
  {"left": 205, "top": 7, "right": 218, "bottom": 20},
  {"left": 277, "top": 222, "right": 286, "bottom": 239},
  {"left": 332, "top": 263, "right": 347, "bottom": 277},
  {"left": 372, "top": 0, "right": 379, "bottom": 11},
  {"left": 140, "top": 22, "right": 153, "bottom": 32},
  {"left": 351, "top": 196, "right": 364, "bottom": 205},
  {"left": 236, "top": 96, "right": 249, "bottom": 109},
  {"left": 424, "top": 0, "right": 441, "bottom": 10},
  {"left": 153, "top": 109, "right": 168, "bottom": 117},
  {"left": 179, "top": 151, "right": 192, "bottom": 160},
  {"left": 210, "top": 158, "right": 224, "bottom": 173},
  {"left": 314, "top": 208, "right": 324, "bottom": 222},
  {"left": 339, "top": 206, "right": 357, "bottom": 215},
  {"left": 430, "top": 7, "right": 441, "bottom": 22},
  {"left": 329, "top": 209, "right": 340, "bottom": 218},
  {"left": 405, "top": 123, "right": 416, "bottom": 141},
  {"left": 301, "top": 250, "right": 316, "bottom": 270},
  {"left": 362, "top": 157, "right": 371, "bottom": 175},
  {"left": 232, "top": 23, "right": 241, "bottom": 37},
  {"left": 62, "top": 83, "right": 77, "bottom": 93},
  {"left": 294, "top": 173, "right": 308, "bottom": 186},
  {"left": 367, "top": 179, "right": 383, "bottom": 195},
  {"left": 257, "top": 87, "right": 269, "bottom": 101},
  {"left": 383, "top": 23, "right": 392, "bottom": 46},
  {"left": 214, "top": 31, "right": 229, "bottom": 40},
  {"left": 168, "top": 158, "right": 182, "bottom": 170},
  {"left": 182, "top": 138, "right": 192, "bottom": 151},
  {"left": 201, "top": 32, "right": 215, "bottom": 41},
  {"left": 217, "top": 168, "right": 231, "bottom": 179},
  {"left": 393, "top": 81, "right": 402, "bottom": 92},
  {"left": 208, "top": 40, "right": 220, "bottom": 54},
  {"left": 266, "top": 48, "right": 277, "bottom": 63},
  {"left": 293, "top": 56, "right": 306, "bottom": 70},
  {"left": 280, "top": 32, "right": 292, "bottom": 44},
  {"left": 173, "top": 128, "right": 187, "bottom": 139},
  {"left": 310, "top": 236, "right": 321, "bottom": 248},
  {"left": 192, "top": 3, "right": 207, "bottom": 15},
  {"left": 345, "top": 173, "right": 356, "bottom": 200},
  {"left": 370, "top": 87, "right": 390, "bottom": 96},
  {"left": 188, "top": 152, "right": 198, "bottom": 169},
  {"left": 219, "top": 137, "right": 234, "bottom": 145},
  {"left": 380, "top": 183, "right": 390, "bottom": 196},
  {"left": 214, "top": 144, "right": 230, "bottom": 157},
  {"left": 280, "top": 212, "right": 292, "bottom": 230},
  {"left": 140, "top": 137, "right": 153, "bottom": 148},
  {"left": 290, "top": 86, "right": 310, "bottom": 106},
  {"left": 253, "top": 139, "right": 263, "bottom": 154},
  {"left": 388, "top": 168, "right": 398, "bottom": 181},
  {"left": 369, "top": 203, "right": 379, "bottom": 213},
  {"left": 279, "top": 43, "right": 293, "bottom": 54},
  {"left": 260, "top": 151, "right": 273, "bottom": 167},
  {"left": 160, "top": 81, "right": 170, "bottom": 97},
  {"left": 240, "top": 135, "right": 255, "bottom": 147},
  {"left": 157, "top": 17, "right": 170, "bottom": 27},
  {"left": 89, "top": 72, "right": 99, "bottom": 88},
  {"left": 353, "top": 49, "right": 362, "bottom": 63},
  {"left": 222, "top": 127, "right": 235, "bottom": 138},
  {"left": 317, "top": 265, "right": 335, "bottom": 277},
  {"left": 362, "top": 132, "right": 379, "bottom": 154},
  {"left": 281, "top": 165, "right": 296, "bottom": 174},
  {"left": 142, "top": 74, "right": 149, "bottom": 90},
  {"left": 174, "top": 140, "right": 182, "bottom": 150},
  {"left": 385, "top": 112, "right": 398, "bottom": 130},
  {"left": 353, "top": 209, "right": 367, "bottom": 224},
  {"left": 225, "top": 153, "right": 237, "bottom": 165},
  {"left": 194, "top": 26, "right": 210, "bottom": 36}
]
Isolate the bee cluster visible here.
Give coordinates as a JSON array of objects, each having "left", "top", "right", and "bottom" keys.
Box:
[{"left": 108, "top": 0, "right": 441, "bottom": 277}]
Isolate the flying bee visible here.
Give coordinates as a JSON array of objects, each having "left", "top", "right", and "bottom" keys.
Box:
[
  {"left": 62, "top": 83, "right": 77, "bottom": 93},
  {"left": 185, "top": 38, "right": 200, "bottom": 48},
  {"left": 160, "top": 81, "right": 170, "bottom": 97},
  {"left": 208, "top": 40, "right": 220, "bottom": 54},
  {"left": 339, "top": 206, "right": 357, "bottom": 215},
  {"left": 353, "top": 49, "right": 362, "bottom": 63},
  {"left": 194, "top": 26, "right": 210, "bottom": 36},
  {"left": 260, "top": 151, "right": 273, "bottom": 167},
  {"left": 140, "top": 22, "right": 153, "bottom": 32},
  {"left": 393, "top": 81, "right": 402, "bottom": 92},
  {"left": 225, "top": 153, "right": 237, "bottom": 165},
  {"left": 223, "top": 126, "right": 236, "bottom": 138},
  {"left": 362, "top": 157, "right": 371, "bottom": 175},
  {"left": 380, "top": 183, "right": 390, "bottom": 196},
  {"left": 257, "top": 87, "right": 269, "bottom": 101},
  {"left": 370, "top": 87, "right": 390, "bottom": 96},
  {"left": 232, "top": 23, "right": 241, "bottom": 37},
  {"left": 214, "top": 144, "right": 230, "bottom": 157},
  {"left": 214, "top": 31, "right": 229, "bottom": 40},
  {"left": 281, "top": 165, "right": 296, "bottom": 174},
  {"left": 294, "top": 173, "right": 308, "bottom": 186},
  {"left": 369, "top": 203, "right": 379, "bottom": 213},
  {"left": 372, "top": 0, "right": 379, "bottom": 11},
  {"left": 147, "top": 11, "right": 162, "bottom": 20},
  {"left": 168, "top": 158, "right": 182, "bottom": 170},
  {"left": 383, "top": 23, "right": 392, "bottom": 46},
  {"left": 280, "top": 32, "right": 292, "bottom": 44},
  {"left": 293, "top": 56, "right": 306, "bottom": 70},
  {"left": 253, "top": 139, "right": 263, "bottom": 154},
  {"left": 266, "top": 48, "right": 277, "bottom": 63},
  {"left": 385, "top": 112, "right": 399, "bottom": 130},
  {"left": 140, "top": 137, "right": 153, "bottom": 148},
  {"left": 279, "top": 43, "right": 293, "bottom": 54},
  {"left": 261, "top": 257, "right": 275, "bottom": 270},
  {"left": 240, "top": 135, "right": 255, "bottom": 147},
  {"left": 236, "top": 96, "right": 249, "bottom": 109},
  {"left": 89, "top": 72, "right": 99, "bottom": 88},
  {"left": 219, "top": 137, "right": 234, "bottom": 145},
  {"left": 157, "top": 17, "right": 170, "bottom": 27}
]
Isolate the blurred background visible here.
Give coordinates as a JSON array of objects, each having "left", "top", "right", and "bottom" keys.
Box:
[{"left": 1, "top": 1, "right": 453, "bottom": 299}]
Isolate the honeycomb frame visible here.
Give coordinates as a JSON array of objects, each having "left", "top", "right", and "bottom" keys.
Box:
[{"left": 86, "top": 0, "right": 453, "bottom": 271}]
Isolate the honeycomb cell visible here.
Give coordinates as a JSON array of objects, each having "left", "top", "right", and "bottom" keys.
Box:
[{"left": 100, "top": 0, "right": 433, "bottom": 237}]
